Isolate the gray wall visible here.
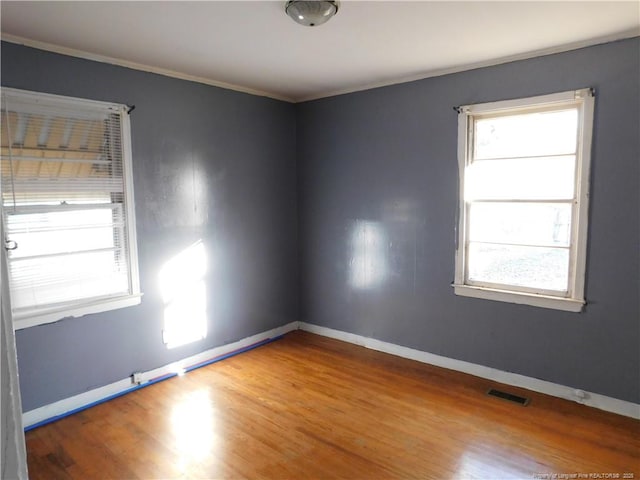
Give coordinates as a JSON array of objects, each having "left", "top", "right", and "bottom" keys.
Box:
[
  {"left": 1, "top": 42, "right": 298, "bottom": 411},
  {"left": 2, "top": 37, "right": 638, "bottom": 414},
  {"left": 297, "top": 38, "right": 640, "bottom": 404}
]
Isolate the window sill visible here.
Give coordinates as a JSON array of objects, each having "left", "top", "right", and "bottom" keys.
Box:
[
  {"left": 452, "top": 284, "right": 584, "bottom": 312},
  {"left": 13, "top": 294, "right": 143, "bottom": 330}
]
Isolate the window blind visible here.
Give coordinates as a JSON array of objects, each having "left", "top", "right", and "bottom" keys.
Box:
[{"left": 1, "top": 88, "right": 139, "bottom": 324}]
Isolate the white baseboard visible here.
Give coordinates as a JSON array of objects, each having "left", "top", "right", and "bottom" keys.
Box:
[
  {"left": 23, "top": 319, "right": 639, "bottom": 428},
  {"left": 299, "top": 322, "right": 640, "bottom": 420},
  {"left": 23, "top": 321, "right": 300, "bottom": 429}
]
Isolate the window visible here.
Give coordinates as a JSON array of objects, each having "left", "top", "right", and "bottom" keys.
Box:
[
  {"left": 1, "top": 88, "right": 141, "bottom": 329},
  {"left": 453, "top": 89, "right": 594, "bottom": 312}
]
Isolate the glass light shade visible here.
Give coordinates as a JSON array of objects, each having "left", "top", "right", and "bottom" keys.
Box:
[{"left": 285, "top": 1, "right": 338, "bottom": 27}]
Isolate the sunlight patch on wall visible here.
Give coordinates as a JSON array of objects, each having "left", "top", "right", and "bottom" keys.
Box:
[{"left": 159, "top": 241, "right": 208, "bottom": 349}]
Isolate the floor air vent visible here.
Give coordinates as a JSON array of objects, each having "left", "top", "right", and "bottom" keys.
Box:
[{"left": 487, "top": 388, "right": 530, "bottom": 406}]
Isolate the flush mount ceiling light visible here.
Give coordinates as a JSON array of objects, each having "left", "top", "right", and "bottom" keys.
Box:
[{"left": 285, "top": 0, "right": 339, "bottom": 27}]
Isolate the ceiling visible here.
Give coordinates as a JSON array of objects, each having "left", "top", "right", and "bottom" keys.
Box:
[{"left": 1, "top": 1, "right": 639, "bottom": 103}]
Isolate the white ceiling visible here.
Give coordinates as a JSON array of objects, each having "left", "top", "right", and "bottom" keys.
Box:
[{"left": 1, "top": 1, "right": 639, "bottom": 103}]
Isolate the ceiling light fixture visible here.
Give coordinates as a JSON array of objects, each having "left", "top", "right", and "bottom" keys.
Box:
[{"left": 285, "top": 1, "right": 339, "bottom": 27}]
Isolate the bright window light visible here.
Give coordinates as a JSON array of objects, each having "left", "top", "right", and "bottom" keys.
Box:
[
  {"left": 159, "top": 241, "right": 208, "bottom": 349},
  {"left": 466, "top": 109, "right": 577, "bottom": 294},
  {"left": 7, "top": 206, "right": 130, "bottom": 309},
  {"left": 454, "top": 89, "right": 594, "bottom": 311}
]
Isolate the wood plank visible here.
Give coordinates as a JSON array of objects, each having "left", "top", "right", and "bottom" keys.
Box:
[
  {"left": 85, "top": 120, "right": 105, "bottom": 152},
  {"left": 66, "top": 119, "right": 88, "bottom": 151},
  {"left": 22, "top": 115, "right": 44, "bottom": 149},
  {"left": 1, "top": 147, "right": 102, "bottom": 158},
  {"left": 25, "top": 331, "right": 640, "bottom": 479},
  {"left": 45, "top": 117, "right": 67, "bottom": 150},
  {"left": 0, "top": 111, "right": 18, "bottom": 148}
]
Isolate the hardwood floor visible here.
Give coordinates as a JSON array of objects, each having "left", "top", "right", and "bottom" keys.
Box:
[{"left": 25, "top": 330, "right": 639, "bottom": 479}]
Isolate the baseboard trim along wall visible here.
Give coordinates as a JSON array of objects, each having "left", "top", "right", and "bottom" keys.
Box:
[
  {"left": 22, "top": 321, "right": 300, "bottom": 429},
  {"left": 23, "top": 320, "right": 639, "bottom": 429},
  {"left": 298, "top": 322, "right": 640, "bottom": 420}
]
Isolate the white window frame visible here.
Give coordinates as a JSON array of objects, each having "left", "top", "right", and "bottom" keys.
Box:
[
  {"left": 1, "top": 88, "right": 141, "bottom": 329},
  {"left": 453, "top": 89, "right": 594, "bottom": 312}
]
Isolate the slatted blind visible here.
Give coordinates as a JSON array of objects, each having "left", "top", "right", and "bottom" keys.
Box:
[{"left": 1, "top": 88, "right": 139, "bottom": 324}]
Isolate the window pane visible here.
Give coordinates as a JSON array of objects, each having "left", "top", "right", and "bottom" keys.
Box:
[
  {"left": 469, "top": 203, "right": 571, "bottom": 247},
  {"left": 468, "top": 243, "right": 569, "bottom": 292},
  {"left": 7, "top": 208, "right": 121, "bottom": 258},
  {"left": 465, "top": 156, "right": 575, "bottom": 200},
  {"left": 9, "top": 251, "right": 129, "bottom": 310},
  {"left": 475, "top": 109, "right": 578, "bottom": 160}
]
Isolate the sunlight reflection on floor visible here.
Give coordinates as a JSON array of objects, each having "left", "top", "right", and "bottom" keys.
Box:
[
  {"left": 170, "top": 389, "right": 218, "bottom": 473},
  {"left": 454, "top": 448, "right": 539, "bottom": 480}
]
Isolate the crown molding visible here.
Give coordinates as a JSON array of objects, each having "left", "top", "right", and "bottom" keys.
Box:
[
  {"left": 1, "top": 33, "right": 295, "bottom": 103},
  {"left": 3, "top": 28, "right": 638, "bottom": 104},
  {"left": 296, "top": 28, "right": 640, "bottom": 102}
]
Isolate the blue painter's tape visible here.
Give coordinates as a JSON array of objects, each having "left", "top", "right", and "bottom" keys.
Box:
[
  {"left": 24, "top": 334, "right": 284, "bottom": 432},
  {"left": 184, "top": 335, "right": 283, "bottom": 373}
]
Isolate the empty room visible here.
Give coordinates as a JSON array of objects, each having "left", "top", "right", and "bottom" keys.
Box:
[{"left": 1, "top": 1, "right": 639, "bottom": 479}]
